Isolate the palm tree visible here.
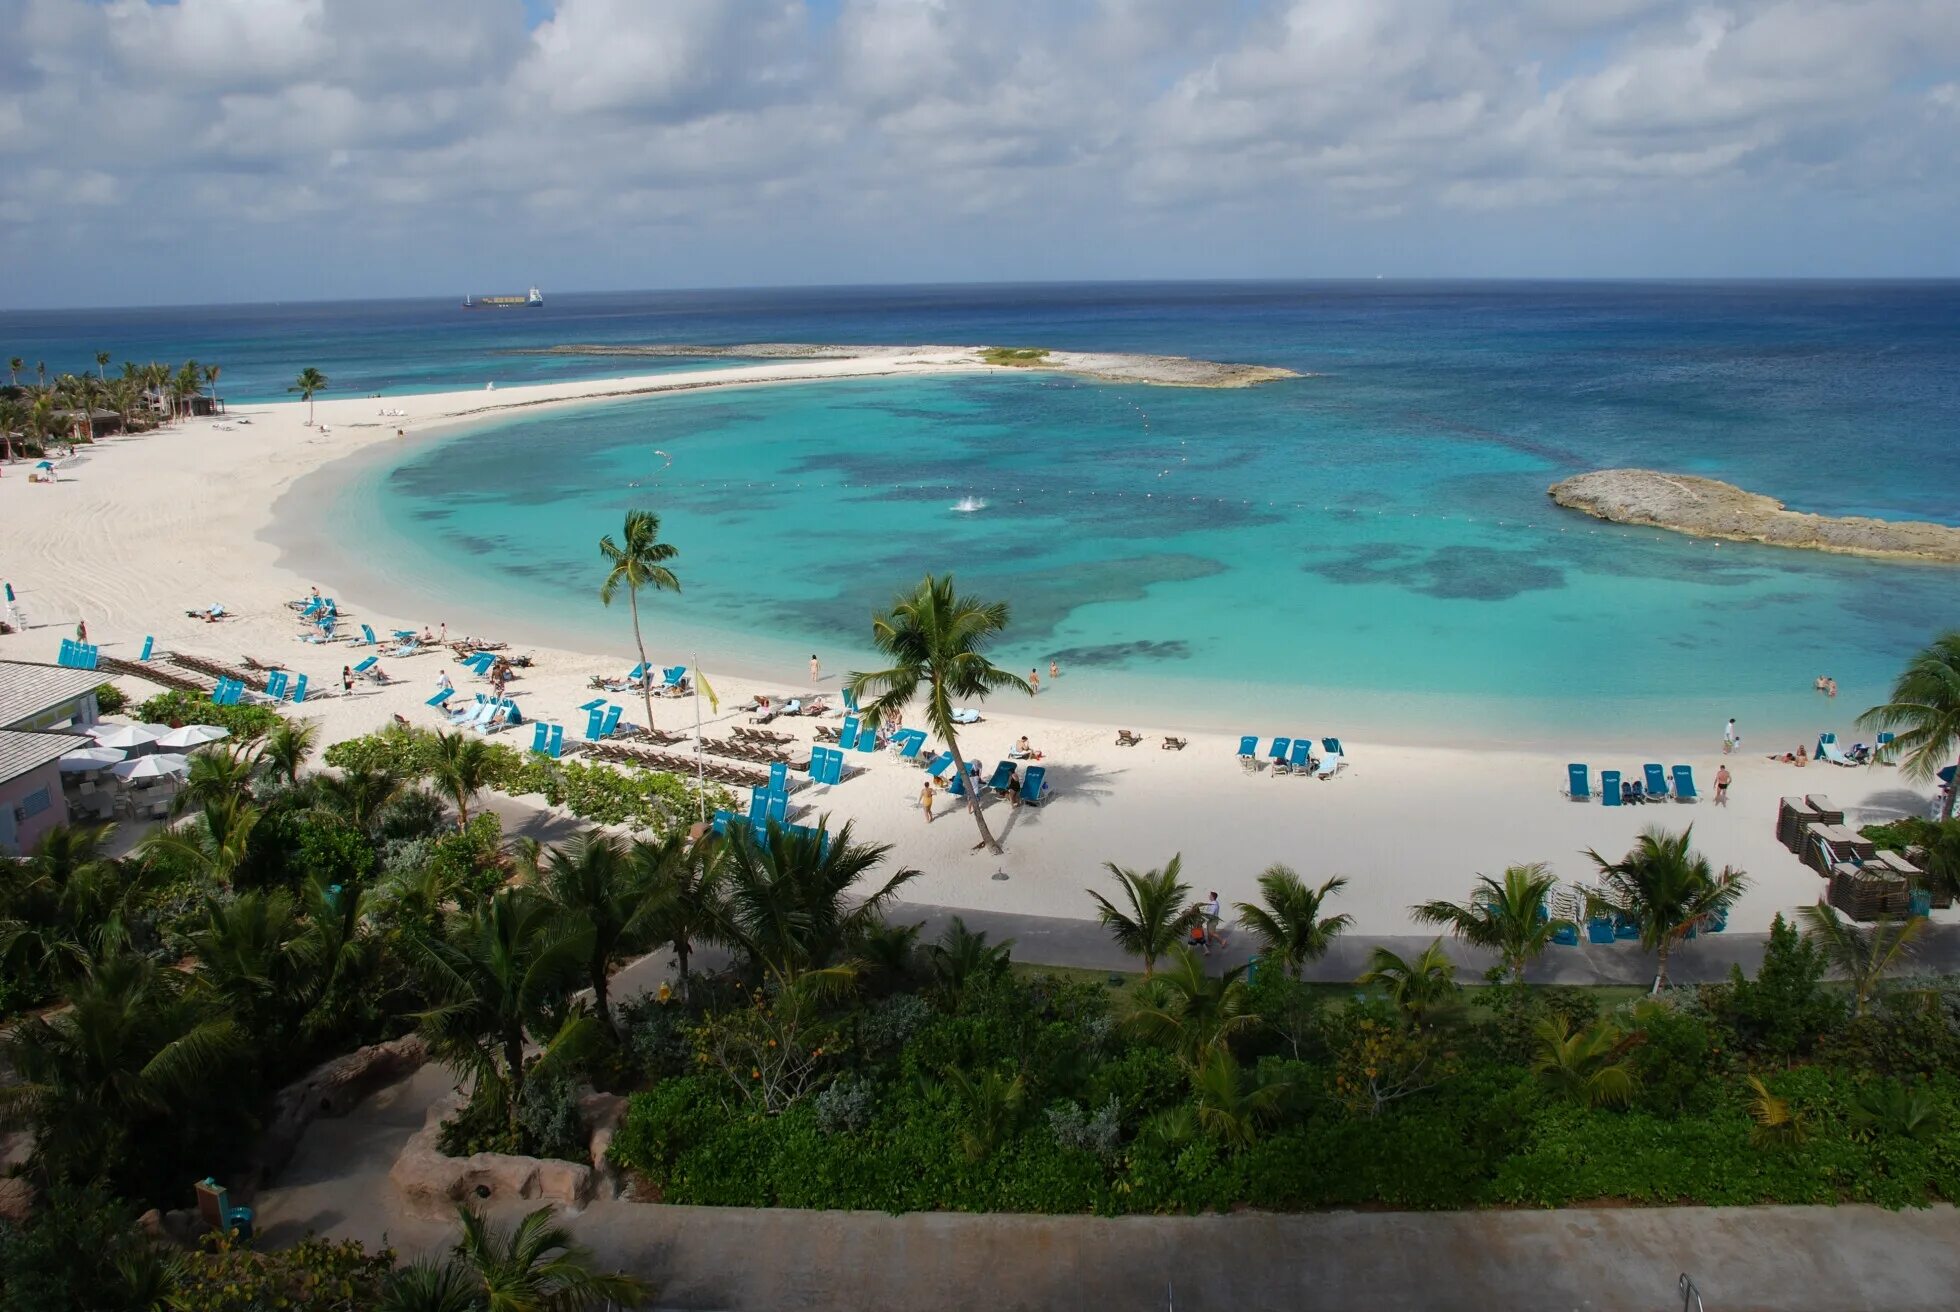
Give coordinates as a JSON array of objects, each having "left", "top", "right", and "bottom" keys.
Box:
[
  {"left": 1859, "top": 631, "right": 1960, "bottom": 820},
  {"left": 712, "top": 821, "right": 917, "bottom": 988},
  {"left": 0, "top": 952, "right": 243, "bottom": 1196},
  {"left": 430, "top": 729, "right": 496, "bottom": 826},
  {"left": 94, "top": 351, "right": 109, "bottom": 381},
  {"left": 1234, "top": 865, "right": 1351, "bottom": 979},
  {"left": 187, "top": 887, "right": 316, "bottom": 1041},
  {"left": 1088, "top": 856, "right": 1198, "bottom": 977},
  {"left": 1357, "top": 939, "right": 1460, "bottom": 1027},
  {"left": 1587, "top": 826, "right": 1748, "bottom": 993},
  {"left": 409, "top": 887, "right": 595, "bottom": 1135},
  {"left": 1128, "top": 946, "right": 1258, "bottom": 1058},
  {"left": 1797, "top": 904, "right": 1923, "bottom": 1018},
  {"left": 630, "top": 830, "right": 722, "bottom": 1004},
  {"left": 1147, "top": 1047, "right": 1292, "bottom": 1151},
  {"left": 7, "top": 356, "right": 20, "bottom": 386},
  {"left": 311, "top": 764, "right": 407, "bottom": 841},
  {"left": 0, "top": 821, "right": 132, "bottom": 979},
  {"left": 290, "top": 366, "right": 328, "bottom": 425},
  {"left": 527, "top": 832, "right": 669, "bottom": 1035},
  {"left": 173, "top": 360, "right": 202, "bottom": 420},
  {"left": 849, "top": 574, "right": 1032, "bottom": 854},
  {"left": 1531, "top": 1015, "right": 1638, "bottom": 1108},
  {"left": 925, "top": 915, "right": 1014, "bottom": 1002},
  {"left": 141, "top": 795, "right": 262, "bottom": 886},
  {"left": 1411, "top": 862, "right": 1569, "bottom": 984},
  {"left": 941, "top": 1066, "right": 1027, "bottom": 1162},
  {"left": 171, "top": 742, "right": 260, "bottom": 816},
  {"left": 1745, "top": 1075, "right": 1808, "bottom": 1150},
  {"left": 598, "top": 509, "right": 681, "bottom": 734},
  {"left": 203, "top": 362, "right": 222, "bottom": 411},
  {"left": 384, "top": 1204, "right": 649, "bottom": 1312},
  {"left": 260, "top": 717, "right": 319, "bottom": 789}
]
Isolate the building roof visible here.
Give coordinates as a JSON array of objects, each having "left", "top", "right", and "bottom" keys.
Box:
[
  {"left": 0, "top": 659, "right": 106, "bottom": 730},
  {"left": 0, "top": 728, "right": 75, "bottom": 785}
]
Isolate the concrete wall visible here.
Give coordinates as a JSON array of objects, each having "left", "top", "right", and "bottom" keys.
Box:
[{"left": 0, "top": 759, "right": 67, "bottom": 856}]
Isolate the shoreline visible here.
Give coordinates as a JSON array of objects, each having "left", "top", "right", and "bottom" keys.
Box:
[{"left": 0, "top": 364, "right": 1940, "bottom": 937}]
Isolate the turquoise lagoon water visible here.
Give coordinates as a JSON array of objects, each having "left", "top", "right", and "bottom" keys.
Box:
[{"left": 333, "top": 367, "right": 1955, "bottom": 749}]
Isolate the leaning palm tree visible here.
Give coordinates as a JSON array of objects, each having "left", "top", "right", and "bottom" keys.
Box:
[
  {"left": 383, "top": 1204, "right": 649, "bottom": 1312},
  {"left": 290, "top": 366, "right": 328, "bottom": 425},
  {"left": 1587, "top": 826, "right": 1748, "bottom": 993},
  {"left": 429, "top": 729, "right": 495, "bottom": 827},
  {"left": 526, "top": 832, "right": 669, "bottom": 1035},
  {"left": 1859, "top": 631, "right": 1960, "bottom": 820},
  {"left": 1234, "top": 865, "right": 1351, "bottom": 979},
  {"left": 850, "top": 574, "right": 1032, "bottom": 854},
  {"left": 1358, "top": 939, "right": 1460, "bottom": 1027},
  {"left": 598, "top": 509, "right": 681, "bottom": 734},
  {"left": 1087, "top": 855, "right": 1198, "bottom": 978},
  {"left": 712, "top": 821, "right": 917, "bottom": 988},
  {"left": 1797, "top": 903, "right": 1923, "bottom": 1019},
  {"left": 1411, "top": 862, "right": 1569, "bottom": 984}
]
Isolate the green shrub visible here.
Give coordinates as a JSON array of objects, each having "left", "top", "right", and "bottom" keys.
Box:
[
  {"left": 1630, "top": 1000, "right": 1718, "bottom": 1115},
  {"left": 516, "top": 1071, "right": 590, "bottom": 1163},
  {"left": 93, "top": 681, "right": 128, "bottom": 715},
  {"left": 165, "top": 1232, "right": 395, "bottom": 1311},
  {"left": 1704, "top": 913, "right": 1843, "bottom": 1058},
  {"left": 135, "top": 689, "right": 283, "bottom": 740}
]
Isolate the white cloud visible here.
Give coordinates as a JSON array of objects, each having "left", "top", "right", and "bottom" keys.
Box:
[{"left": 0, "top": 0, "right": 1953, "bottom": 302}]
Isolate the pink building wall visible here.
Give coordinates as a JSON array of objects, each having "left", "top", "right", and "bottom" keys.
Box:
[{"left": 1, "top": 760, "right": 68, "bottom": 857}]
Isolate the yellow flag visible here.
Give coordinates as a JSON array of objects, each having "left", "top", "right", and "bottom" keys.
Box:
[{"left": 696, "top": 667, "right": 719, "bottom": 714}]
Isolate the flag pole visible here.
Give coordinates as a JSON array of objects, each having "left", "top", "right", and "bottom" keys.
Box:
[{"left": 692, "top": 655, "right": 706, "bottom": 822}]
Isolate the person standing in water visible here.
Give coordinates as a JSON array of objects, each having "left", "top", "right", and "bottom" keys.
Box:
[
  {"left": 1724, "top": 719, "right": 1738, "bottom": 754},
  {"left": 1029, "top": 667, "right": 1040, "bottom": 694},
  {"left": 1049, "top": 658, "right": 1059, "bottom": 682},
  {"left": 810, "top": 654, "right": 821, "bottom": 683}
]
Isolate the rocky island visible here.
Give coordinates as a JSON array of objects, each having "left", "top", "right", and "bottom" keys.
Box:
[
  {"left": 1549, "top": 469, "right": 1960, "bottom": 564},
  {"left": 511, "top": 342, "right": 1300, "bottom": 388}
]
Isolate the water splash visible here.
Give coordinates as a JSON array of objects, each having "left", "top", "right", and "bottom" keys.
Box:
[{"left": 951, "top": 496, "right": 989, "bottom": 513}]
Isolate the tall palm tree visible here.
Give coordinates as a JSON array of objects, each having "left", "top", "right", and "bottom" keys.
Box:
[
  {"left": 1859, "top": 631, "right": 1960, "bottom": 820},
  {"left": 260, "top": 717, "right": 319, "bottom": 789},
  {"left": 384, "top": 1204, "right": 649, "bottom": 1312},
  {"left": 597, "top": 509, "right": 681, "bottom": 735},
  {"left": 1087, "top": 855, "right": 1198, "bottom": 977},
  {"left": 630, "top": 830, "right": 722, "bottom": 1004},
  {"left": 1234, "top": 865, "right": 1351, "bottom": 979},
  {"left": 1411, "top": 862, "right": 1569, "bottom": 984},
  {"left": 1128, "top": 946, "right": 1259, "bottom": 1057},
  {"left": 1531, "top": 1015, "right": 1638, "bottom": 1108},
  {"left": 850, "top": 574, "right": 1031, "bottom": 855},
  {"left": 1797, "top": 904, "right": 1923, "bottom": 1018},
  {"left": 430, "top": 729, "right": 495, "bottom": 826},
  {"left": 203, "top": 362, "right": 222, "bottom": 411},
  {"left": 290, "top": 366, "right": 328, "bottom": 425},
  {"left": 144, "top": 361, "right": 169, "bottom": 423},
  {"left": 712, "top": 821, "right": 917, "bottom": 988},
  {"left": 1586, "top": 826, "right": 1748, "bottom": 993},
  {"left": 174, "top": 360, "right": 202, "bottom": 421},
  {"left": 94, "top": 350, "right": 110, "bottom": 381},
  {"left": 7, "top": 356, "right": 20, "bottom": 386},
  {"left": 1357, "top": 939, "right": 1460, "bottom": 1027},
  {"left": 526, "top": 832, "right": 669, "bottom": 1035},
  {"left": 409, "top": 887, "right": 595, "bottom": 1134}
]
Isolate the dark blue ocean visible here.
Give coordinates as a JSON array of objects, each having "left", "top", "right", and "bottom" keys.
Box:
[{"left": 9, "top": 282, "right": 1958, "bottom": 743}]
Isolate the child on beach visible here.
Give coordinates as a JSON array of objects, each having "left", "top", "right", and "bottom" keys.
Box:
[{"left": 1723, "top": 719, "right": 1739, "bottom": 754}]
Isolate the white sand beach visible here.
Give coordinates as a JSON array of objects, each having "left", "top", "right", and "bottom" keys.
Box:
[{"left": 0, "top": 357, "right": 1938, "bottom": 935}]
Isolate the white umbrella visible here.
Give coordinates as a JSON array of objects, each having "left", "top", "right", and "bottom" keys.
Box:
[
  {"left": 60, "top": 745, "right": 128, "bottom": 772},
  {"left": 111, "top": 753, "right": 190, "bottom": 781},
  {"left": 155, "top": 723, "right": 230, "bottom": 749},
  {"left": 90, "top": 722, "right": 161, "bottom": 750}
]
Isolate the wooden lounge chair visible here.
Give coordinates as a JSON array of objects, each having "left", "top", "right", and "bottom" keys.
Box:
[
  {"left": 1115, "top": 730, "right": 1142, "bottom": 746},
  {"left": 1162, "top": 736, "right": 1188, "bottom": 750}
]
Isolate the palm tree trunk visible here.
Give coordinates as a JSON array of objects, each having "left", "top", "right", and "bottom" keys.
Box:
[
  {"left": 593, "top": 950, "right": 614, "bottom": 1035},
  {"left": 503, "top": 1027, "right": 527, "bottom": 1138},
  {"left": 946, "top": 740, "right": 1001, "bottom": 854},
  {"left": 1653, "top": 939, "right": 1672, "bottom": 994},
  {"left": 630, "top": 588, "right": 656, "bottom": 733},
  {"left": 675, "top": 936, "right": 692, "bottom": 1003}
]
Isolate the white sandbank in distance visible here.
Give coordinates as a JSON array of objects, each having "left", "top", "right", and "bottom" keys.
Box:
[{"left": 0, "top": 353, "right": 1934, "bottom": 936}]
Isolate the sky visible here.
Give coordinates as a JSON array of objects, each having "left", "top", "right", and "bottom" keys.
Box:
[{"left": 1, "top": 0, "right": 1957, "bottom": 306}]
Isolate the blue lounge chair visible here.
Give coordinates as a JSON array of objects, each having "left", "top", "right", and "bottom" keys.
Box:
[
  {"left": 425, "top": 687, "right": 453, "bottom": 709},
  {"left": 584, "top": 705, "right": 605, "bottom": 738},
  {"left": 139, "top": 635, "right": 154, "bottom": 662},
  {"left": 985, "top": 762, "right": 1016, "bottom": 793},
  {"left": 750, "top": 785, "right": 769, "bottom": 819},
  {"left": 359, "top": 624, "right": 378, "bottom": 646},
  {"left": 821, "top": 747, "right": 846, "bottom": 786},
  {"left": 1643, "top": 763, "right": 1669, "bottom": 799},
  {"left": 1021, "top": 765, "right": 1047, "bottom": 806},
  {"left": 1671, "top": 765, "right": 1698, "bottom": 802},
  {"left": 949, "top": 762, "right": 972, "bottom": 796},
  {"left": 926, "top": 753, "right": 954, "bottom": 778},
  {"left": 663, "top": 665, "right": 687, "bottom": 688},
  {"left": 1600, "top": 769, "right": 1622, "bottom": 806},
  {"left": 598, "top": 704, "right": 623, "bottom": 738},
  {"left": 1315, "top": 741, "right": 1346, "bottom": 778},
  {"left": 767, "top": 792, "right": 788, "bottom": 825},
  {"left": 388, "top": 639, "right": 420, "bottom": 658},
  {"left": 856, "top": 722, "right": 880, "bottom": 752},
  {"left": 1564, "top": 764, "right": 1590, "bottom": 801},
  {"left": 1586, "top": 916, "right": 1616, "bottom": 945},
  {"left": 265, "top": 671, "right": 290, "bottom": 699},
  {"left": 842, "top": 687, "right": 859, "bottom": 713},
  {"left": 626, "top": 662, "right": 648, "bottom": 683},
  {"left": 578, "top": 697, "right": 605, "bottom": 712},
  {"left": 841, "top": 715, "right": 860, "bottom": 748},
  {"left": 1237, "top": 735, "right": 1258, "bottom": 763},
  {"left": 1287, "top": 739, "right": 1313, "bottom": 775},
  {"left": 533, "top": 721, "right": 553, "bottom": 754},
  {"left": 1614, "top": 915, "right": 1639, "bottom": 941},
  {"left": 1876, "top": 731, "right": 1895, "bottom": 759},
  {"left": 890, "top": 729, "right": 927, "bottom": 761},
  {"left": 290, "top": 674, "right": 308, "bottom": 704},
  {"left": 1268, "top": 737, "right": 1291, "bottom": 769},
  {"left": 547, "top": 723, "right": 563, "bottom": 758},
  {"left": 1552, "top": 922, "right": 1581, "bottom": 947},
  {"left": 770, "top": 761, "right": 789, "bottom": 794},
  {"left": 464, "top": 652, "right": 495, "bottom": 676}
]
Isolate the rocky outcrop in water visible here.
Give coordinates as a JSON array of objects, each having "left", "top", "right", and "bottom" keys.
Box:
[{"left": 1549, "top": 469, "right": 1960, "bottom": 564}]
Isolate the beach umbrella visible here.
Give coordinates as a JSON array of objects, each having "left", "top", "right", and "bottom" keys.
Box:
[
  {"left": 35, "top": 459, "right": 53, "bottom": 469},
  {"left": 155, "top": 723, "right": 230, "bottom": 749},
  {"left": 90, "top": 722, "right": 161, "bottom": 750},
  {"left": 60, "top": 745, "right": 127, "bottom": 772},
  {"left": 110, "top": 753, "right": 189, "bottom": 781}
]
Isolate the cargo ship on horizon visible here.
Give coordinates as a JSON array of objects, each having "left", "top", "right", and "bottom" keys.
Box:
[{"left": 464, "top": 287, "right": 543, "bottom": 309}]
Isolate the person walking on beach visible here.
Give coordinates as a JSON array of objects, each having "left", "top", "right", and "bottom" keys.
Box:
[
  {"left": 341, "top": 665, "right": 354, "bottom": 694},
  {"left": 810, "top": 654, "right": 821, "bottom": 683},
  {"left": 438, "top": 669, "right": 454, "bottom": 696},
  {"left": 920, "top": 780, "right": 935, "bottom": 824},
  {"left": 1724, "top": 718, "right": 1738, "bottom": 754},
  {"left": 75, "top": 618, "right": 87, "bottom": 643},
  {"left": 1205, "top": 891, "right": 1223, "bottom": 945},
  {"left": 1714, "top": 764, "right": 1732, "bottom": 806}
]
